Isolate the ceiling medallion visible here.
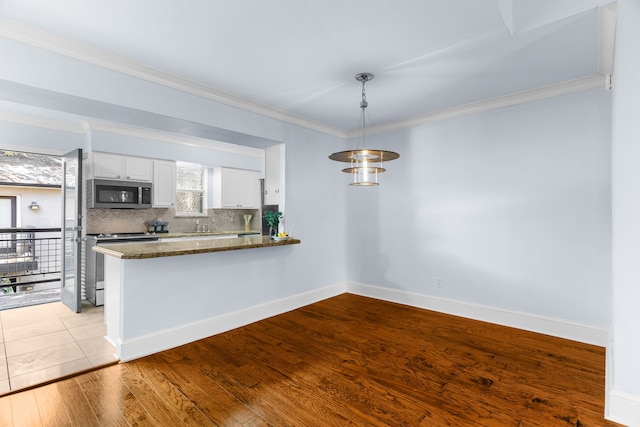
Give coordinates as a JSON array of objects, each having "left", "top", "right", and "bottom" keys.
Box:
[{"left": 329, "top": 73, "right": 399, "bottom": 186}]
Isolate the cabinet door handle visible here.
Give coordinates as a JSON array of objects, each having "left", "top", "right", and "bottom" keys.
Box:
[{"left": 275, "top": 189, "right": 279, "bottom": 193}]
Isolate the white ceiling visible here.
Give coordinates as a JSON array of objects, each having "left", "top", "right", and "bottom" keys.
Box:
[{"left": 0, "top": 0, "right": 615, "bottom": 135}]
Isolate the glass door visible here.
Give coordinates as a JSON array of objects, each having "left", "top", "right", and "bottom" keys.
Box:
[{"left": 61, "top": 149, "right": 83, "bottom": 312}]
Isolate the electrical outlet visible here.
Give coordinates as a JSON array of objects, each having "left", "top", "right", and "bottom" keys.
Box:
[{"left": 436, "top": 277, "right": 443, "bottom": 288}]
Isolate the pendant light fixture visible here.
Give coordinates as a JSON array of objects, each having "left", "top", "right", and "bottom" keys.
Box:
[{"left": 329, "top": 73, "right": 399, "bottom": 186}]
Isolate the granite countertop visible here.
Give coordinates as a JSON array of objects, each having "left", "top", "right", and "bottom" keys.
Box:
[
  {"left": 93, "top": 235, "right": 300, "bottom": 259},
  {"left": 157, "top": 230, "right": 261, "bottom": 238}
]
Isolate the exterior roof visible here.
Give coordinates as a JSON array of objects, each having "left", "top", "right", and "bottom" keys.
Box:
[{"left": 0, "top": 151, "right": 61, "bottom": 186}]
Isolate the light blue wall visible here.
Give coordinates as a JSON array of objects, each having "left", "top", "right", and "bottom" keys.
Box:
[
  {"left": 611, "top": 0, "right": 640, "bottom": 410},
  {"left": 0, "top": 26, "right": 613, "bottom": 337},
  {"left": 0, "top": 120, "right": 88, "bottom": 155},
  {"left": 347, "top": 88, "right": 612, "bottom": 330},
  {"left": 0, "top": 35, "right": 350, "bottom": 305}
]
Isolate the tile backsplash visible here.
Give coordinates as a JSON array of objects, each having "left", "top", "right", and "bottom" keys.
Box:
[{"left": 86, "top": 207, "right": 260, "bottom": 234}]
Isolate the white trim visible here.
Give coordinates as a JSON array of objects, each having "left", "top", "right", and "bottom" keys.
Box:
[
  {"left": 607, "top": 390, "right": 640, "bottom": 426},
  {"left": 0, "top": 17, "right": 346, "bottom": 139},
  {"left": 1, "top": 18, "right": 609, "bottom": 139},
  {"left": 86, "top": 119, "right": 265, "bottom": 157},
  {"left": 350, "top": 75, "right": 609, "bottom": 137},
  {"left": 117, "top": 282, "right": 346, "bottom": 361},
  {"left": 117, "top": 281, "right": 610, "bottom": 361},
  {"left": 598, "top": 2, "right": 617, "bottom": 77},
  {"left": 346, "top": 282, "right": 609, "bottom": 347}
]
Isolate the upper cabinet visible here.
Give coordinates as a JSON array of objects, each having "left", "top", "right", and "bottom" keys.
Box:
[
  {"left": 152, "top": 160, "right": 176, "bottom": 208},
  {"left": 213, "top": 167, "right": 258, "bottom": 209},
  {"left": 91, "top": 152, "right": 122, "bottom": 179},
  {"left": 264, "top": 144, "right": 285, "bottom": 207},
  {"left": 124, "top": 157, "right": 153, "bottom": 181},
  {"left": 89, "top": 152, "right": 152, "bottom": 181}
]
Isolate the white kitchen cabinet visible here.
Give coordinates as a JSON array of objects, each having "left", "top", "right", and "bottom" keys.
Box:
[
  {"left": 91, "top": 152, "right": 123, "bottom": 179},
  {"left": 152, "top": 160, "right": 176, "bottom": 207},
  {"left": 264, "top": 144, "right": 285, "bottom": 207},
  {"left": 213, "top": 167, "right": 258, "bottom": 209},
  {"left": 124, "top": 157, "right": 153, "bottom": 181},
  {"left": 89, "top": 152, "right": 152, "bottom": 181}
]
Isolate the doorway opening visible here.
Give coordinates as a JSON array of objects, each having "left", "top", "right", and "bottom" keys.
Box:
[
  {"left": 0, "top": 149, "right": 117, "bottom": 396},
  {"left": 0, "top": 150, "right": 63, "bottom": 310}
]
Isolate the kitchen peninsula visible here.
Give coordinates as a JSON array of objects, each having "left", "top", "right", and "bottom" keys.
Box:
[
  {"left": 93, "top": 235, "right": 301, "bottom": 361},
  {"left": 94, "top": 235, "right": 300, "bottom": 259}
]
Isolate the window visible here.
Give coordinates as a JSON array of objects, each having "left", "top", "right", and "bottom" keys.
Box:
[{"left": 175, "top": 163, "right": 206, "bottom": 215}]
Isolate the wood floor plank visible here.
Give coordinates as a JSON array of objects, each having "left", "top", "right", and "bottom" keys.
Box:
[
  {"left": 179, "top": 341, "right": 297, "bottom": 426},
  {"left": 192, "top": 339, "right": 355, "bottom": 426},
  {"left": 9, "top": 390, "right": 42, "bottom": 427},
  {"left": 55, "top": 378, "right": 100, "bottom": 426},
  {"left": 123, "top": 361, "right": 216, "bottom": 426},
  {"left": 0, "top": 397, "right": 13, "bottom": 427},
  {"left": 75, "top": 368, "right": 130, "bottom": 427},
  {"left": 147, "top": 353, "right": 269, "bottom": 426},
  {"left": 117, "top": 364, "right": 189, "bottom": 427},
  {"left": 216, "top": 323, "right": 429, "bottom": 426},
  {"left": 32, "top": 384, "right": 72, "bottom": 427},
  {"left": 0, "top": 294, "right": 621, "bottom": 426}
]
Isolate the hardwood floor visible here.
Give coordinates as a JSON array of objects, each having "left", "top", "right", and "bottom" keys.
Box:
[{"left": 0, "top": 294, "right": 620, "bottom": 426}]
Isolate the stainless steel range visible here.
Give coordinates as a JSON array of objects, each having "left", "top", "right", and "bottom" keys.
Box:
[{"left": 85, "top": 233, "right": 158, "bottom": 306}]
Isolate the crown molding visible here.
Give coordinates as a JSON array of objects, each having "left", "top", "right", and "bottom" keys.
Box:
[
  {"left": 350, "top": 74, "right": 608, "bottom": 138},
  {"left": 598, "top": 2, "right": 617, "bottom": 76},
  {"left": 0, "top": 17, "right": 347, "bottom": 139},
  {"left": 1, "top": 17, "right": 608, "bottom": 140}
]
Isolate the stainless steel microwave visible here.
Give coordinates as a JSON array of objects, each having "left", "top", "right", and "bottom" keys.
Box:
[{"left": 88, "top": 179, "right": 152, "bottom": 209}]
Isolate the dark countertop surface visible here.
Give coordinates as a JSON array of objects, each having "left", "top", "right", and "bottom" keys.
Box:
[{"left": 92, "top": 235, "right": 300, "bottom": 259}]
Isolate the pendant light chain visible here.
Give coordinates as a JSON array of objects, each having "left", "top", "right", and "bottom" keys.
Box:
[{"left": 360, "top": 78, "right": 367, "bottom": 149}]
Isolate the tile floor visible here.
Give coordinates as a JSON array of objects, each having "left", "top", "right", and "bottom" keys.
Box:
[{"left": 0, "top": 300, "right": 117, "bottom": 395}]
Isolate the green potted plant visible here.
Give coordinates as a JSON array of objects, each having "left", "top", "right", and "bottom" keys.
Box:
[{"left": 263, "top": 211, "right": 282, "bottom": 238}]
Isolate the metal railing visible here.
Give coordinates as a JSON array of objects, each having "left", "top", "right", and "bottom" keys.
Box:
[{"left": 0, "top": 227, "right": 61, "bottom": 294}]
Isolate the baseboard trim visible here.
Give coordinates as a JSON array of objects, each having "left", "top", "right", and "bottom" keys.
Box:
[
  {"left": 118, "top": 280, "right": 608, "bottom": 361},
  {"left": 607, "top": 390, "right": 640, "bottom": 426},
  {"left": 118, "top": 282, "right": 346, "bottom": 361},
  {"left": 346, "top": 282, "right": 608, "bottom": 347}
]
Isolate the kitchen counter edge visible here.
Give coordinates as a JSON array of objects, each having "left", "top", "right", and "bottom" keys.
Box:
[{"left": 92, "top": 235, "right": 301, "bottom": 259}]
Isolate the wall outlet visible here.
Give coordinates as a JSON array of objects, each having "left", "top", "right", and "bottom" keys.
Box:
[{"left": 436, "top": 277, "right": 443, "bottom": 288}]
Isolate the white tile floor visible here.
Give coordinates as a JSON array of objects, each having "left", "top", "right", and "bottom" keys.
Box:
[{"left": 0, "top": 301, "right": 117, "bottom": 395}]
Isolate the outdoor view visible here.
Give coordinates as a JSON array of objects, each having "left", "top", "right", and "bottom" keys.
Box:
[{"left": 0, "top": 150, "right": 63, "bottom": 310}]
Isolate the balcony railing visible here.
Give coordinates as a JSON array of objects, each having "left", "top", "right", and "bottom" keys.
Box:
[{"left": 0, "top": 227, "right": 61, "bottom": 309}]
